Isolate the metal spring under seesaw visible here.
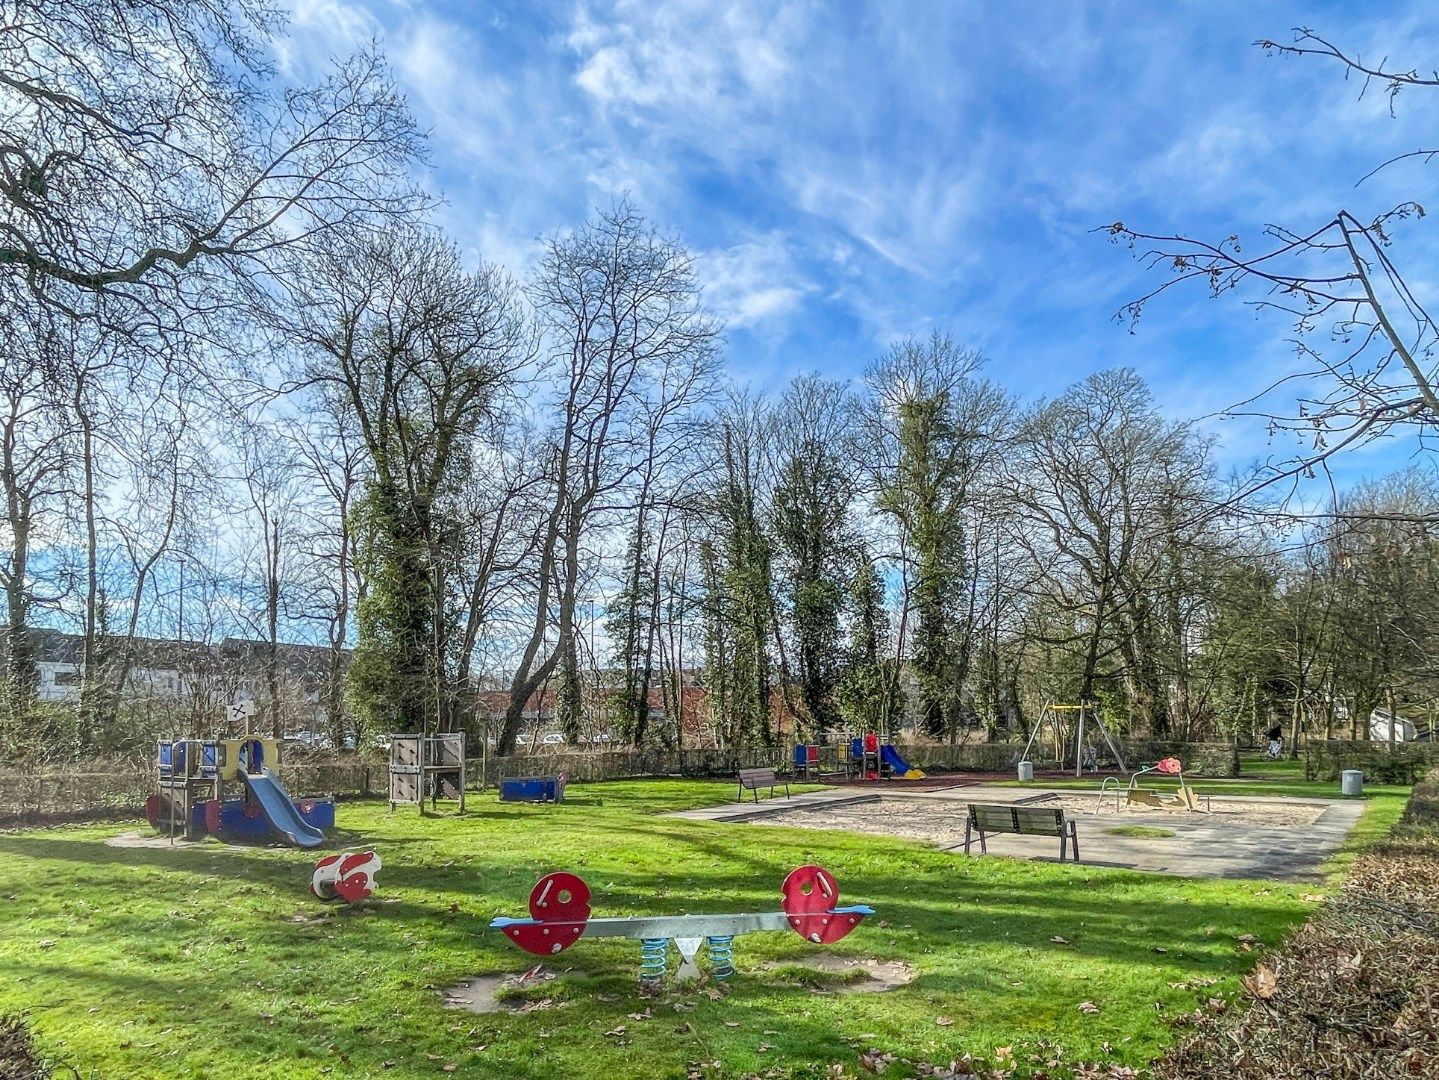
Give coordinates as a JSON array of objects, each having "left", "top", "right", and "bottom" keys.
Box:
[
  {"left": 640, "top": 937, "right": 668, "bottom": 982},
  {"left": 706, "top": 935, "right": 735, "bottom": 979}
]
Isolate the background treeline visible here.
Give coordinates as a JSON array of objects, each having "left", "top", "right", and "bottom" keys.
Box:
[{"left": 2, "top": 2, "right": 1437, "bottom": 764}]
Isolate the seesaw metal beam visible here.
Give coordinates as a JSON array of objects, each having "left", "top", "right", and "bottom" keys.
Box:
[{"left": 491, "top": 906, "right": 874, "bottom": 941}]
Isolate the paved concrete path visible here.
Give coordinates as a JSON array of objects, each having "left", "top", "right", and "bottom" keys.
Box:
[
  {"left": 668, "top": 784, "right": 1365, "bottom": 881},
  {"left": 672, "top": 787, "right": 879, "bottom": 823}
]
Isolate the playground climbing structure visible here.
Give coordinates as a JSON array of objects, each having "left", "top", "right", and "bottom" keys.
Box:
[{"left": 147, "top": 735, "right": 333, "bottom": 847}]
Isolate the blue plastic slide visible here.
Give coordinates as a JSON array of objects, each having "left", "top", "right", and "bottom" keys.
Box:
[
  {"left": 240, "top": 767, "right": 326, "bottom": 848},
  {"left": 879, "top": 744, "right": 925, "bottom": 779}
]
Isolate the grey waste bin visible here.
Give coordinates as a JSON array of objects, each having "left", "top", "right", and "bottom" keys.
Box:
[
  {"left": 1341, "top": 769, "right": 1364, "bottom": 797},
  {"left": 1018, "top": 760, "right": 1034, "bottom": 782}
]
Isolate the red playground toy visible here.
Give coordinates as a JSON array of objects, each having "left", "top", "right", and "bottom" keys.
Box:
[
  {"left": 491, "top": 864, "right": 874, "bottom": 981},
  {"left": 310, "top": 851, "right": 382, "bottom": 902}
]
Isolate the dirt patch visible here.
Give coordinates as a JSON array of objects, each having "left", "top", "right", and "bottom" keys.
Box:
[
  {"left": 1105, "top": 825, "right": 1176, "bottom": 838},
  {"left": 442, "top": 968, "right": 560, "bottom": 1014},
  {"left": 761, "top": 954, "right": 916, "bottom": 994},
  {"left": 103, "top": 830, "right": 210, "bottom": 849}
]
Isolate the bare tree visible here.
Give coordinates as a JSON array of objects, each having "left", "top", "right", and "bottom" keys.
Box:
[
  {"left": 0, "top": 297, "right": 77, "bottom": 729},
  {"left": 1006, "top": 368, "right": 1214, "bottom": 732},
  {"left": 497, "top": 202, "right": 719, "bottom": 754},
  {"left": 0, "top": 1, "right": 424, "bottom": 323},
  {"left": 289, "top": 225, "right": 531, "bottom": 738},
  {"left": 290, "top": 413, "right": 368, "bottom": 749},
  {"left": 1107, "top": 29, "right": 1439, "bottom": 504}
]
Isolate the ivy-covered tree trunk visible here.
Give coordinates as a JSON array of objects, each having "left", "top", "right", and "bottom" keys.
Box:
[
  {"left": 836, "top": 557, "right": 903, "bottom": 738},
  {"left": 347, "top": 480, "right": 435, "bottom": 734}
]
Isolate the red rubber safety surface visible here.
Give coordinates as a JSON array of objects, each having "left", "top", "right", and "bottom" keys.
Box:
[
  {"left": 782, "top": 864, "right": 864, "bottom": 944},
  {"left": 502, "top": 872, "right": 592, "bottom": 956}
]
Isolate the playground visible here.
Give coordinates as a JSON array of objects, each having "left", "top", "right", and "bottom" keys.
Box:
[{"left": 0, "top": 770, "right": 1413, "bottom": 1080}]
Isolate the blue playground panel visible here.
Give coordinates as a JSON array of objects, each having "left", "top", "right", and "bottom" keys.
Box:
[
  {"left": 499, "top": 776, "right": 565, "bottom": 803},
  {"left": 198, "top": 797, "right": 335, "bottom": 839},
  {"left": 157, "top": 739, "right": 220, "bottom": 779}
]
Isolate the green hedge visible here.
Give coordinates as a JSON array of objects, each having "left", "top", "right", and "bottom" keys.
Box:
[{"left": 1305, "top": 739, "right": 1439, "bottom": 784}]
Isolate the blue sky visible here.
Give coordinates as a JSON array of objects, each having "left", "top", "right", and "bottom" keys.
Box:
[{"left": 282, "top": 0, "right": 1439, "bottom": 490}]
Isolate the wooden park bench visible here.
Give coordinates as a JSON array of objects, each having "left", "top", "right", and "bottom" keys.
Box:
[
  {"left": 737, "top": 767, "right": 791, "bottom": 804},
  {"left": 964, "top": 803, "right": 1080, "bottom": 862}
]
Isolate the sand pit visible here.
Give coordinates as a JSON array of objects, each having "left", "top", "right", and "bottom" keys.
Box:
[
  {"left": 751, "top": 793, "right": 1324, "bottom": 848},
  {"left": 716, "top": 785, "right": 1363, "bottom": 880},
  {"left": 1043, "top": 793, "right": 1326, "bottom": 827}
]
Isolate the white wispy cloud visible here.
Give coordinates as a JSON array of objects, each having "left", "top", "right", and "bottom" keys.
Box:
[
  {"left": 699, "top": 231, "right": 815, "bottom": 330},
  {"left": 270, "top": 0, "right": 1439, "bottom": 483}
]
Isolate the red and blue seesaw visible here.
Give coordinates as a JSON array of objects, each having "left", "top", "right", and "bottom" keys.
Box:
[{"left": 490, "top": 864, "right": 874, "bottom": 981}]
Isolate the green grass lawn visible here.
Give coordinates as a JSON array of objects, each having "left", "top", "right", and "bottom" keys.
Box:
[{"left": 0, "top": 778, "right": 1410, "bottom": 1079}]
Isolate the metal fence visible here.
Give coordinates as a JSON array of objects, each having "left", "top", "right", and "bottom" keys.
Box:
[
  {"left": 480, "top": 746, "right": 784, "bottom": 785},
  {"left": 2, "top": 736, "right": 1326, "bottom": 825},
  {"left": 0, "top": 755, "right": 378, "bottom": 824}
]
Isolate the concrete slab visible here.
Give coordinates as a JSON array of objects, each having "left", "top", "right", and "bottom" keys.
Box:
[{"left": 670, "top": 787, "right": 879, "bottom": 824}]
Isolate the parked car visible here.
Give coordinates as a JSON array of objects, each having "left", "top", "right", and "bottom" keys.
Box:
[{"left": 541, "top": 733, "right": 566, "bottom": 746}]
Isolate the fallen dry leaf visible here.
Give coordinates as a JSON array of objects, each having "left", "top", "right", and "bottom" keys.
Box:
[{"left": 1242, "top": 963, "right": 1279, "bottom": 1000}]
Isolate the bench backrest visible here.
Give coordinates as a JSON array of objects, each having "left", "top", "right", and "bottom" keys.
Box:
[
  {"left": 739, "top": 767, "right": 778, "bottom": 787},
  {"left": 967, "top": 803, "right": 1066, "bottom": 836}
]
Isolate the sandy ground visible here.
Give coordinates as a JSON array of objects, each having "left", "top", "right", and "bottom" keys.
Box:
[
  {"left": 751, "top": 794, "right": 1326, "bottom": 848},
  {"left": 1044, "top": 793, "right": 1326, "bottom": 827}
]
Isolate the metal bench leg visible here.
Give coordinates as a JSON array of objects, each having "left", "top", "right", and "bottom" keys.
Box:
[
  {"left": 1060, "top": 832, "right": 1067, "bottom": 861},
  {"left": 964, "top": 819, "right": 971, "bottom": 854},
  {"left": 1069, "top": 823, "right": 1079, "bottom": 862},
  {"left": 979, "top": 826, "right": 987, "bottom": 854}
]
